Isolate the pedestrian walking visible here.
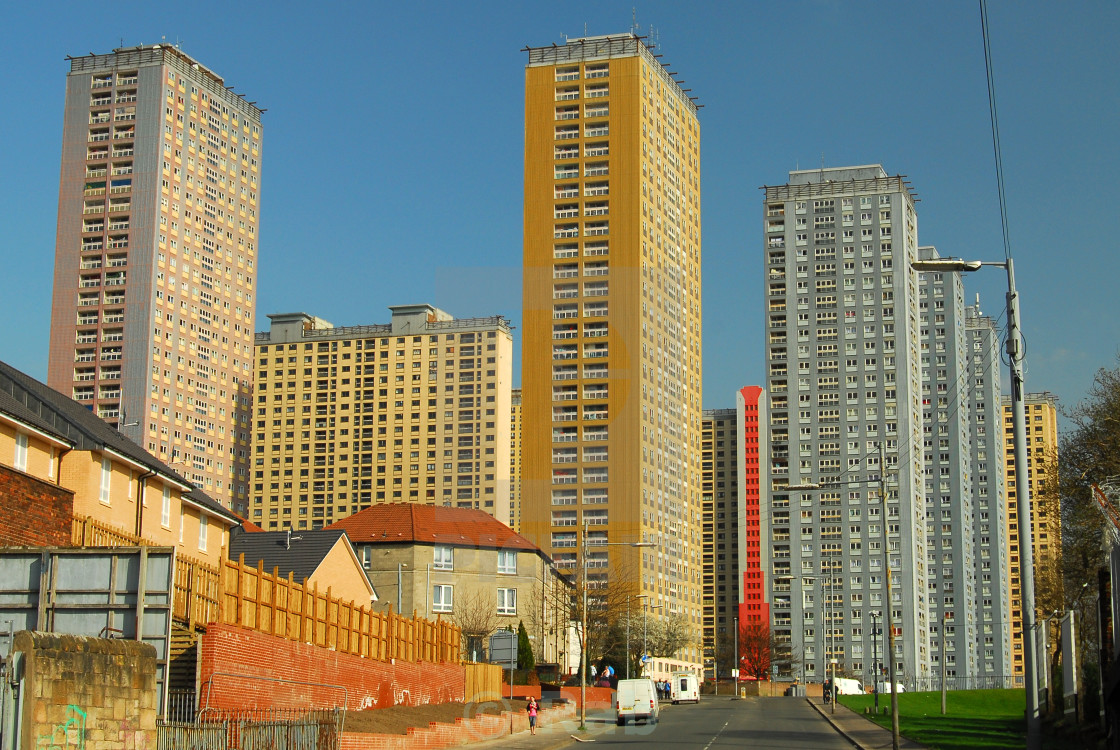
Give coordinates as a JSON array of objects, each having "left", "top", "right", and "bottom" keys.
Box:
[{"left": 526, "top": 697, "right": 539, "bottom": 735}]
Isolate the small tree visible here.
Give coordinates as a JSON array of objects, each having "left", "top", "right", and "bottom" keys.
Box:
[
  {"left": 738, "top": 618, "right": 771, "bottom": 679},
  {"left": 517, "top": 620, "right": 536, "bottom": 671}
]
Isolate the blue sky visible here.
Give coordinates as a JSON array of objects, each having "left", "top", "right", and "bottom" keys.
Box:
[{"left": 2, "top": 0, "right": 1117, "bottom": 414}]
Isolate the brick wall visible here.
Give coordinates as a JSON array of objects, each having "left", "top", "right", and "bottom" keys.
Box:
[
  {"left": 15, "top": 631, "right": 158, "bottom": 750},
  {"left": 199, "top": 624, "right": 466, "bottom": 711},
  {"left": 0, "top": 465, "right": 73, "bottom": 546}
]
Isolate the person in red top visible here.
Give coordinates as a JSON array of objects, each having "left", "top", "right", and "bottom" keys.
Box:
[{"left": 526, "top": 697, "right": 539, "bottom": 735}]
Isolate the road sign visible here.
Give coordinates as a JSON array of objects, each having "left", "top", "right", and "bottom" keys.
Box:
[{"left": 488, "top": 631, "right": 516, "bottom": 670}]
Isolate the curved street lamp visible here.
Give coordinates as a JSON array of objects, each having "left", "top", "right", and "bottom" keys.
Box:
[{"left": 911, "top": 256, "right": 1039, "bottom": 748}]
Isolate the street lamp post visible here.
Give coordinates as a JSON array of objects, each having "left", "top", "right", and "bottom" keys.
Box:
[
  {"left": 645, "top": 603, "right": 664, "bottom": 677},
  {"left": 871, "top": 611, "right": 881, "bottom": 711},
  {"left": 626, "top": 594, "right": 641, "bottom": 680},
  {"left": 578, "top": 530, "right": 654, "bottom": 731},
  {"left": 912, "top": 256, "right": 1038, "bottom": 748}
]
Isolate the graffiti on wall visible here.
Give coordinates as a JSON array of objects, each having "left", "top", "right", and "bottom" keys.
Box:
[{"left": 35, "top": 704, "right": 86, "bottom": 750}]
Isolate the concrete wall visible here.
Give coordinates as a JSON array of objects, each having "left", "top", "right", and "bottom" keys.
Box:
[
  {"left": 0, "top": 465, "right": 74, "bottom": 546},
  {"left": 199, "top": 624, "right": 465, "bottom": 712},
  {"left": 13, "top": 631, "right": 158, "bottom": 750}
]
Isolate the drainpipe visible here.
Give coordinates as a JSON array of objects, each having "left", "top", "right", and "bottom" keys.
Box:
[{"left": 134, "top": 470, "right": 157, "bottom": 537}]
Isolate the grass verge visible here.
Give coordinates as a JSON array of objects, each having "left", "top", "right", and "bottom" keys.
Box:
[{"left": 837, "top": 690, "right": 1099, "bottom": 750}]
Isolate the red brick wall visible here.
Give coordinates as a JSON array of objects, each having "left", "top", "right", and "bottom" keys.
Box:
[
  {"left": 337, "top": 701, "right": 576, "bottom": 750},
  {"left": 199, "top": 624, "right": 465, "bottom": 711},
  {"left": 0, "top": 465, "right": 73, "bottom": 546}
]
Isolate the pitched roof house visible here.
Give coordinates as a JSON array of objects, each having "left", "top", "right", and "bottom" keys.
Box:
[
  {"left": 228, "top": 528, "right": 377, "bottom": 608},
  {"left": 327, "top": 504, "right": 569, "bottom": 664}
]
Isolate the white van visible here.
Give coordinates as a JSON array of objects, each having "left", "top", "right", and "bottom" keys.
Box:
[
  {"left": 670, "top": 672, "right": 700, "bottom": 704},
  {"left": 616, "top": 678, "right": 660, "bottom": 725},
  {"left": 832, "top": 677, "right": 865, "bottom": 696},
  {"left": 875, "top": 681, "right": 906, "bottom": 693}
]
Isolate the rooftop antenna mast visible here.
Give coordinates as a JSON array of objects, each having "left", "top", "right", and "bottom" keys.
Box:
[{"left": 632, "top": 7, "right": 639, "bottom": 35}]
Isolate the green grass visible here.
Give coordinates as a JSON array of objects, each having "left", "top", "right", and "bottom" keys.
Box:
[{"left": 837, "top": 690, "right": 1095, "bottom": 750}]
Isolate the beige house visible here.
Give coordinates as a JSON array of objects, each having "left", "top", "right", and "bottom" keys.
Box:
[
  {"left": 0, "top": 360, "right": 239, "bottom": 565},
  {"left": 327, "top": 504, "right": 570, "bottom": 664}
]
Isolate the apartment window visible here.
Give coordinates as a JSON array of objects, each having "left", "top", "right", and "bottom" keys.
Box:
[
  {"left": 433, "top": 584, "right": 453, "bottom": 612},
  {"left": 14, "top": 433, "right": 28, "bottom": 472},
  {"left": 497, "top": 587, "right": 517, "bottom": 615},
  {"left": 498, "top": 549, "right": 517, "bottom": 575},
  {"left": 161, "top": 484, "right": 172, "bottom": 527},
  {"left": 100, "top": 457, "right": 112, "bottom": 504},
  {"left": 434, "top": 545, "right": 454, "bottom": 570},
  {"left": 198, "top": 514, "right": 208, "bottom": 552}
]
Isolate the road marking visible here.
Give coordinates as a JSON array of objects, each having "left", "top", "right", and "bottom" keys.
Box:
[{"left": 701, "top": 720, "right": 729, "bottom": 750}]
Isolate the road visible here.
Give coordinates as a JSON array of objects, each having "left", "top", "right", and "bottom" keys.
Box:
[{"left": 566, "top": 696, "right": 855, "bottom": 749}]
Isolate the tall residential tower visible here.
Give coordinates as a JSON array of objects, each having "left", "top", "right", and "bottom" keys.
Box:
[
  {"left": 48, "top": 45, "right": 262, "bottom": 513},
  {"left": 763, "top": 166, "right": 930, "bottom": 684},
  {"left": 519, "top": 33, "right": 704, "bottom": 666}
]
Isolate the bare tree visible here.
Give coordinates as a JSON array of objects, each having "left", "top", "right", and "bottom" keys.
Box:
[{"left": 455, "top": 589, "right": 499, "bottom": 662}]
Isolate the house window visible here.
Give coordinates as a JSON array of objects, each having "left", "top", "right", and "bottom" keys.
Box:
[
  {"left": 161, "top": 485, "right": 172, "bottom": 527},
  {"left": 198, "top": 514, "right": 208, "bottom": 552},
  {"left": 433, "top": 584, "right": 453, "bottom": 612},
  {"left": 179, "top": 507, "right": 184, "bottom": 543},
  {"left": 362, "top": 546, "right": 372, "bottom": 569},
  {"left": 100, "top": 457, "right": 112, "bottom": 504},
  {"left": 497, "top": 550, "right": 517, "bottom": 575},
  {"left": 14, "top": 433, "right": 28, "bottom": 472},
  {"left": 497, "top": 587, "right": 517, "bottom": 615},
  {"left": 434, "top": 545, "right": 454, "bottom": 570}
]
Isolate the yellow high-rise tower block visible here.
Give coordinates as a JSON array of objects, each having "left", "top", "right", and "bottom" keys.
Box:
[{"left": 520, "top": 33, "right": 704, "bottom": 671}]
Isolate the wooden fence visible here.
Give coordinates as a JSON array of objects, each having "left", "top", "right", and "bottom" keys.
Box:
[
  {"left": 464, "top": 663, "right": 503, "bottom": 702},
  {"left": 71, "top": 516, "right": 460, "bottom": 663}
]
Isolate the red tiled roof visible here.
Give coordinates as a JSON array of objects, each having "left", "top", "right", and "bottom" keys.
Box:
[{"left": 325, "top": 504, "right": 542, "bottom": 554}]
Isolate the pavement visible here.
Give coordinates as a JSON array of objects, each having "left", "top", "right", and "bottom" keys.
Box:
[
  {"left": 808, "top": 696, "right": 927, "bottom": 750},
  {"left": 466, "top": 697, "right": 926, "bottom": 750},
  {"left": 463, "top": 704, "right": 631, "bottom": 750}
]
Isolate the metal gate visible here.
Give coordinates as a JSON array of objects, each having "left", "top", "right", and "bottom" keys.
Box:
[{"left": 156, "top": 710, "right": 342, "bottom": 750}]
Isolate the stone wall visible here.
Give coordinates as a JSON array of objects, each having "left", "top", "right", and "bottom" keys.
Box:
[{"left": 13, "top": 631, "right": 157, "bottom": 750}]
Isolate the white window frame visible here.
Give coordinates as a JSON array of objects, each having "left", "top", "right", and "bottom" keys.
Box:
[
  {"left": 197, "top": 514, "right": 208, "bottom": 552},
  {"left": 433, "top": 584, "right": 453, "bottom": 612},
  {"left": 99, "top": 457, "right": 112, "bottom": 504},
  {"left": 497, "top": 587, "right": 517, "bottom": 615},
  {"left": 433, "top": 545, "right": 454, "bottom": 570},
  {"left": 161, "top": 484, "right": 172, "bottom": 527},
  {"left": 13, "top": 433, "right": 28, "bottom": 472},
  {"left": 497, "top": 549, "right": 517, "bottom": 575}
]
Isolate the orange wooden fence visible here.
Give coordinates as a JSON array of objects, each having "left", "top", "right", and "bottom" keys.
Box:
[{"left": 71, "top": 515, "right": 460, "bottom": 662}]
